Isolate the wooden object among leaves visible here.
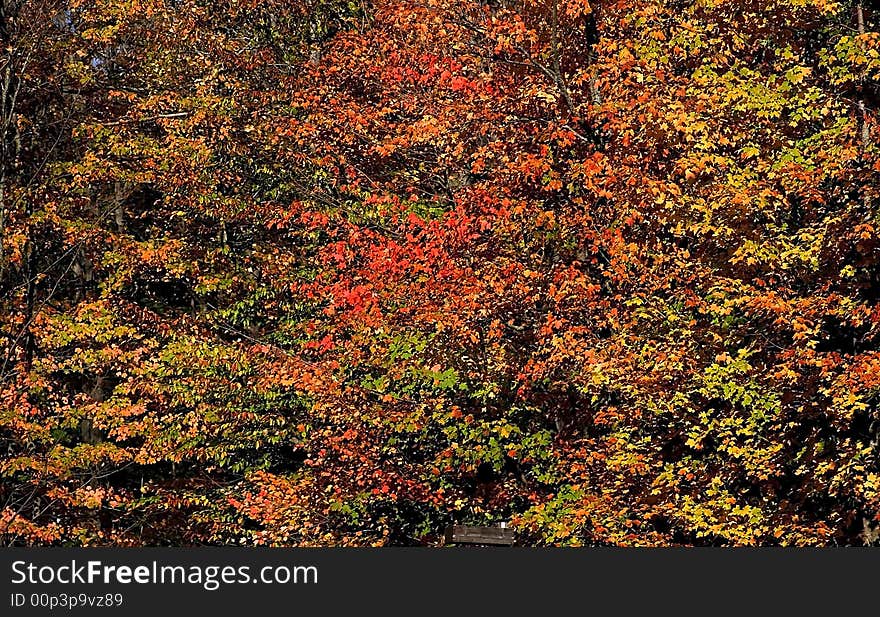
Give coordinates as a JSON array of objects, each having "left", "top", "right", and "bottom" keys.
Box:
[{"left": 444, "top": 525, "right": 516, "bottom": 546}]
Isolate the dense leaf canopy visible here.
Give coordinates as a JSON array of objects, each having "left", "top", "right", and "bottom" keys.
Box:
[{"left": 1, "top": 0, "right": 879, "bottom": 546}]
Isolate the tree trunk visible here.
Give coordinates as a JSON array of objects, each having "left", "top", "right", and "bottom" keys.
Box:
[{"left": 857, "top": 2, "right": 871, "bottom": 151}]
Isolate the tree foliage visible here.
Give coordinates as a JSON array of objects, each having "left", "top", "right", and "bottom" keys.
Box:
[{"left": 1, "top": 0, "right": 879, "bottom": 546}]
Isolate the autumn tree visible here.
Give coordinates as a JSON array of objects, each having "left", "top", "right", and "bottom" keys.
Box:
[{"left": 2, "top": 0, "right": 879, "bottom": 546}]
